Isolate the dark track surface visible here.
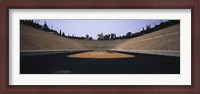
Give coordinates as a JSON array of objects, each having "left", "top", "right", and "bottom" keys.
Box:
[{"left": 20, "top": 52, "right": 180, "bottom": 74}]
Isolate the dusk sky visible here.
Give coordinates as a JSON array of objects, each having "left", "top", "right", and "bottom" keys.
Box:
[{"left": 34, "top": 20, "right": 167, "bottom": 39}]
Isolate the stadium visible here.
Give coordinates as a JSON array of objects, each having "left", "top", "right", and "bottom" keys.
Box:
[{"left": 20, "top": 20, "right": 180, "bottom": 74}]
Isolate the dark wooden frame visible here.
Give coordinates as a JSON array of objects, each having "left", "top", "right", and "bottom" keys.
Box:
[{"left": 0, "top": 0, "right": 199, "bottom": 94}]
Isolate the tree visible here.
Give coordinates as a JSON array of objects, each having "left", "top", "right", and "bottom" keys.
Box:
[
  {"left": 111, "top": 33, "right": 116, "bottom": 40},
  {"left": 59, "top": 29, "right": 62, "bottom": 36},
  {"left": 108, "top": 34, "right": 111, "bottom": 40},
  {"left": 126, "top": 32, "right": 132, "bottom": 38},
  {"left": 103, "top": 34, "right": 110, "bottom": 40},
  {"left": 62, "top": 32, "right": 66, "bottom": 37},
  {"left": 86, "top": 34, "right": 89, "bottom": 40},
  {"left": 97, "top": 33, "right": 104, "bottom": 40},
  {"left": 146, "top": 24, "right": 151, "bottom": 30},
  {"left": 89, "top": 37, "right": 93, "bottom": 40},
  {"left": 42, "top": 20, "right": 49, "bottom": 31}
]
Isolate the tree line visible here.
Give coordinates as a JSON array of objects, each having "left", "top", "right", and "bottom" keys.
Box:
[
  {"left": 21, "top": 20, "right": 179, "bottom": 41},
  {"left": 96, "top": 20, "right": 180, "bottom": 40},
  {"left": 20, "top": 20, "right": 93, "bottom": 40}
]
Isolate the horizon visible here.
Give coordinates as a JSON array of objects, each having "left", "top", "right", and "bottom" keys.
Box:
[{"left": 33, "top": 19, "right": 168, "bottom": 39}]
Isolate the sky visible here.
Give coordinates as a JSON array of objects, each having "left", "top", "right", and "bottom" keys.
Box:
[{"left": 34, "top": 20, "right": 167, "bottom": 39}]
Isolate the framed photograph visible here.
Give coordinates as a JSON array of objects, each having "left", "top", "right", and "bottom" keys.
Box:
[{"left": 1, "top": 0, "right": 199, "bottom": 94}]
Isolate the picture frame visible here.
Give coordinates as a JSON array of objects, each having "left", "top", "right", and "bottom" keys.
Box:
[{"left": 0, "top": 0, "right": 199, "bottom": 94}]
